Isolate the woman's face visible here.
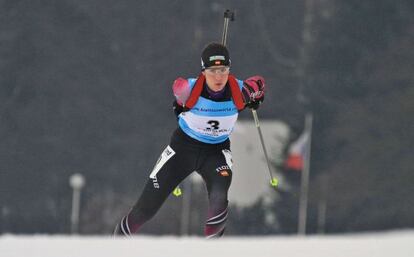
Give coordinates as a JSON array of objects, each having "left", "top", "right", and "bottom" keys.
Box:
[{"left": 202, "top": 66, "right": 230, "bottom": 92}]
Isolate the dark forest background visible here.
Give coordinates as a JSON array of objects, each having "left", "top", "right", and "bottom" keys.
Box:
[{"left": 1, "top": 0, "right": 413, "bottom": 235}]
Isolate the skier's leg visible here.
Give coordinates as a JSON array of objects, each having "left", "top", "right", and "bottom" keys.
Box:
[
  {"left": 199, "top": 149, "right": 233, "bottom": 238},
  {"left": 114, "top": 145, "right": 193, "bottom": 236}
]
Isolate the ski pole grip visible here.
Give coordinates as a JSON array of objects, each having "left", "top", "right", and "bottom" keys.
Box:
[{"left": 224, "top": 9, "right": 235, "bottom": 21}]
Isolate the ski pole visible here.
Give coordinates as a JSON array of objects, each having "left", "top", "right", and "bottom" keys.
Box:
[
  {"left": 251, "top": 109, "right": 279, "bottom": 187},
  {"left": 221, "top": 9, "right": 235, "bottom": 46},
  {"left": 221, "top": 9, "right": 278, "bottom": 188}
]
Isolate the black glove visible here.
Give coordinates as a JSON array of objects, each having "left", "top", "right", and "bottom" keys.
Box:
[
  {"left": 173, "top": 100, "right": 184, "bottom": 118},
  {"left": 245, "top": 98, "right": 263, "bottom": 110},
  {"left": 242, "top": 76, "right": 265, "bottom": 110}
]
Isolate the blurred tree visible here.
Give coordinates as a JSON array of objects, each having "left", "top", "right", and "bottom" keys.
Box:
[{"left": 306, "top": 0, "right": 414, "bottom": 232}]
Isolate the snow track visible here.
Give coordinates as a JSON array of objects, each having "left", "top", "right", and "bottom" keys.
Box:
[{"left": 1, "top": 230, "right": 413, "bottom": 257}]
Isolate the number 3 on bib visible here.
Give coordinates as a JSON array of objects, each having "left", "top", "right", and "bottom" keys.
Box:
[{"left": 207, "top": 120, "right": 220, "bottom": 130}]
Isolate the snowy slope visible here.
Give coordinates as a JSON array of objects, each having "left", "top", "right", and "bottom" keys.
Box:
[{"left": 1, "top": 230, "right": 413, "bottom": 257}]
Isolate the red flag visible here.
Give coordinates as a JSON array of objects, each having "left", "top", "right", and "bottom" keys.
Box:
[{"left": 284, "top": 130, "right": 310, "bottom": 171}]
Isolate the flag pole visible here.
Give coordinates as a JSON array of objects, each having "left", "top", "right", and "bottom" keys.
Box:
[{"left": 298, "top": 112, "right": 313, "bottom": 235}]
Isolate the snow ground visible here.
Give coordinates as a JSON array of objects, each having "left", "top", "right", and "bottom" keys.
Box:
[{"left": 1, "top": 230, "right": 413, "bottom": 257}]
